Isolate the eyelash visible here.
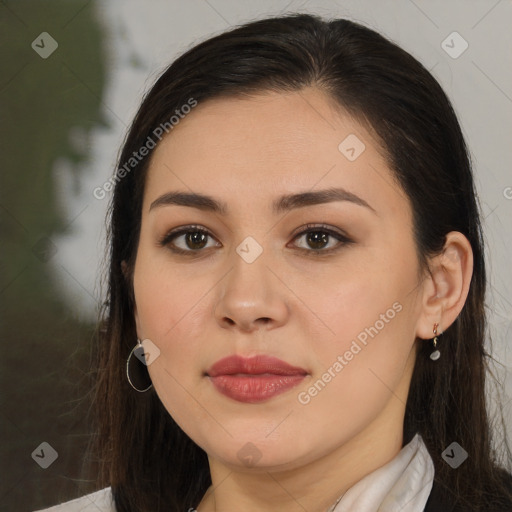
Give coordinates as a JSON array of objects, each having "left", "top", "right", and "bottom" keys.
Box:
[{"left": 158, "top": 223, "right": 353, "bottom": 257}]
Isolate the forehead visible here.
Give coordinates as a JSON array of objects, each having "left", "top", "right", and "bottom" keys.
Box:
[
  {"left": 143, "top": 88, "right": 405, "bottom": 220},
  {"left": 150, "top": 88, "right": 372, "bottom": 167}
]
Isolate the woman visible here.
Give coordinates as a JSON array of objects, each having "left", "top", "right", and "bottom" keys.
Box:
[{"left": 38, "top": 13, "right": 512, "bottom": 512}]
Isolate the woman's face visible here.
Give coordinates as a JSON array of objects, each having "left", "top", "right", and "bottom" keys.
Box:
[{"left": 133, "top": 88, "right": 426, "bottom": 471}]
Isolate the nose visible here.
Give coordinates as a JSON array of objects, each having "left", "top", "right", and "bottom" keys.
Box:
[{"left": 213, "top": 249, "right": 290, "bottom": 333}]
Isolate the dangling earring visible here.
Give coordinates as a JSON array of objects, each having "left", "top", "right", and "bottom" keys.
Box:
[
  {"left": 430, "top": 323, "right": 441, "bottom": 361},
  {"left": 126, "top": 339, "right": 153, "bottom": 392}
]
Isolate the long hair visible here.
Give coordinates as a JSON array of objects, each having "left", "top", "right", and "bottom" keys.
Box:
[{"left": 89, "top": 13, "right": 512, "bottom": 511}]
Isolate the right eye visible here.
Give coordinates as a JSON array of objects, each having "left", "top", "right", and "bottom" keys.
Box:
[{"left": 159, "top": 225, "right": 221, "bottom": 255}]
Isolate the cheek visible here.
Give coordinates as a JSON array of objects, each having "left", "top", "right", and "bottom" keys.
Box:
[
  {"left": 134, "top": 225, "right": 203, "bottom": 321},
  {"left": 295, "top": 250, "right": 419, "bottom": 411},
  {"left": 291, "top": 290, "right": 415, "bottom": 453},
  {"left": 133, "top": 257, "right": 216, "bottom": 432},
  {"left": 304, "top": 285, "right": 411, "bottom": 387},
  {"left": 133, "top": 256, "right": 209, "bottom": 359},
  {"left": 304, "top": 255, "right": 414, "bottom": 351}
]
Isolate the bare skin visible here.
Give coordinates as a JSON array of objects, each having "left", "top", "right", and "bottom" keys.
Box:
[{"left": 131, "top": 88, "right": 473, "bottom": 512}]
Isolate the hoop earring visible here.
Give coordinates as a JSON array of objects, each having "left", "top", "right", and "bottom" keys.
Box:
[
  {"left": 126, "top": 339, "right": 153, "bottom": 392},
  {"left": 430, "top": 323, "right": 441, "bottom": 361}
]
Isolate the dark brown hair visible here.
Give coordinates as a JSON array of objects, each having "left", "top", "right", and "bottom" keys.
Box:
[{"left": 89, "top": 13, "right": 512, "bottom": 511}]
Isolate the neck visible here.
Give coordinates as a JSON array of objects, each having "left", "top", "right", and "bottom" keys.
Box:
[{"left": 196, "top": 405, "right": 405, "bottom": 512}]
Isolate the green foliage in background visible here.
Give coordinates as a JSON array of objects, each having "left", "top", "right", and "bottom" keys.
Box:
[{"left": 0, "top": 1, "right": 106, "bottom": 509}]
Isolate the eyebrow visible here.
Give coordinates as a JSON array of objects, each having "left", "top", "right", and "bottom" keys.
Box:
[{"left": 149, "top": 187, "right": 376, "bottom": 215}]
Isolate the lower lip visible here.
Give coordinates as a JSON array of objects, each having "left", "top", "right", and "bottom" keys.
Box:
[{"left": 209, "top": 374, "right": 306, "bottom": 403}]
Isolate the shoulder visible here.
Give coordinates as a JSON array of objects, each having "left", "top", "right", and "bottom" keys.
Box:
[{"left": 34, "top": 487, "right": 114, "bottom": 512}]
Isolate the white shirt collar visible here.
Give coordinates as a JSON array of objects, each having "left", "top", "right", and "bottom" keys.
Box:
[{"left": 330, "top": 433, "right": 434, "bottom": 512}]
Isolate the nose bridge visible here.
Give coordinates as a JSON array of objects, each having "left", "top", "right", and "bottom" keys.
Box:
[{"left": 214, "top": 235, "right": 289, "bottom": 331}]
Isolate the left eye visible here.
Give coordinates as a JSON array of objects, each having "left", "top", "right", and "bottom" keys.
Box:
[{"left": 290, "top": 225, "right": 351, "bottom": 253}]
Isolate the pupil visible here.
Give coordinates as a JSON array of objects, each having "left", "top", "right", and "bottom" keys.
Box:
[{"left": 307, "top": 231, "right": 328, "bottom": 249}]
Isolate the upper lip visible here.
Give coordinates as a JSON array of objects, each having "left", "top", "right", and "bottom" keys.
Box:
[{"left": 206, "top": 355, "right": 308, "bottom": 377}]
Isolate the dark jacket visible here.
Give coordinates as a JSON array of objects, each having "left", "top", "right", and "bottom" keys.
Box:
[
  {"left": 423, "top": 473, "right": 512, "bottom": 512},
  {"left": 423, "top": 481, "right": 459, "bottom": 512}
]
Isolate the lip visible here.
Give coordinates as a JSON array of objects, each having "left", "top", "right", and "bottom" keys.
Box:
[{"left": 206, "top": 355, "right": 308, "bottom": 403}]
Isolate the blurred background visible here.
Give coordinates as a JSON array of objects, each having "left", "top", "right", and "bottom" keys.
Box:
[{"left": 1, "top": 0, "right": 511, "bottom": 510}]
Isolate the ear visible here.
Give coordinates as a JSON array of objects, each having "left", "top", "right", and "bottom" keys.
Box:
[
  {"left": 415, "top": 232, "right": 473, "bottom": 339},
  {"left": 121, "top": 260, "right": 142, "bottom": 338}
]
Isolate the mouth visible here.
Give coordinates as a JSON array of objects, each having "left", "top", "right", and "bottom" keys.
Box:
[{"left": 206, "top": 354, "right": 308, "bottom": 403}]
